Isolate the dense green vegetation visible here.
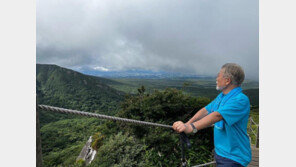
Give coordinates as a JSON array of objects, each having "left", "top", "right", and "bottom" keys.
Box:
[
  {"left": 39, "top": 87, "right": 215, "bottom": 167},
  {"left": 89, "top": 88, "right": 214, "bottom": 167},
  {"left": 37, "top": 64, "right": 259, "bottom": 167},
  {"left": 89, "top": 132, "right": 147, "bottom": 167},
  {"left": 40, "top": 118, "right": 105, "bottom": 167}
]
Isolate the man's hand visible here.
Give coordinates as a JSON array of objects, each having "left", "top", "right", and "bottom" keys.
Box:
[{"left": 172, "top": 121, "right": 193, "bottom": 134}]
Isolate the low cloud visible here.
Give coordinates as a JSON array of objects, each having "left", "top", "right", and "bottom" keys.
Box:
[
  {"left": 94, "top": 66, "right": 110, "bottom": 72},
  {"left": 37, "top": 0, "right": 258, "bottom": 80}
]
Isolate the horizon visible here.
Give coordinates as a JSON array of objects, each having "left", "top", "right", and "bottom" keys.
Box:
[{"left": 36, "top": 63, "right": 258, "bottom": 82}]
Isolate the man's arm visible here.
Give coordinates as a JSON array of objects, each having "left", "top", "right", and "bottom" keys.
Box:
[
  {"left": 192, "top": 111, "right": 222, "bottom": 131},
  {"left": 185, "top": 107, "right": 208, "bottom": 125},
  {"left": 173, "top": 111, "right": 223, "bottom": 133}
]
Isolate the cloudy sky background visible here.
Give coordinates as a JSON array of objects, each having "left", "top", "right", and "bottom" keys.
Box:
[{"left": 37, "top": 0, "right": 258, "bottom": 80}]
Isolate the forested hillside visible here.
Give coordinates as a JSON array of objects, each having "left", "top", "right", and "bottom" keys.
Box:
[
  {"left": 36, "top": 64, "right": 129, "bottom": 166},
  {"left": 36, "top": 64, "right": 125, "bottom": 125}
]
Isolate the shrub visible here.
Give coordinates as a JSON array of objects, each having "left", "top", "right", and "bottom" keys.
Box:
[{"left": 89, "top": 132, "right": 146, "bottom": 167}]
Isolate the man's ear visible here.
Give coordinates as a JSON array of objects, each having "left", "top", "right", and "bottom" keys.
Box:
[{"left": 226, "top": 78, "right": 231, "bottom": 85}]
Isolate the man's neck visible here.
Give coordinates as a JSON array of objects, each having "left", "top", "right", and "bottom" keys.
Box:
[{"left": 222, "top": 84, "right": 238, "bottom": 95}]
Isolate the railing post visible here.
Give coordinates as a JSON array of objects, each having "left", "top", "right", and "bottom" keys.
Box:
[
  {"left": 36, "top": 106, "right": 43, "bottom": 167},
  {"left": 255, "top": 126, "right": 259, "bottom": 148},
  {"left": 212, "top": 149, "right": 217, "bottom": 167},
  {"left": 248, "top": 117, "right": 252, "bottom": 144}
]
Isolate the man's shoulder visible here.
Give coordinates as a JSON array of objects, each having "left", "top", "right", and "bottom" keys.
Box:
[
  {"left": 231, "top": 92, "right": 250, "bottom": 104},
  {"left": 237, "top": 92, "right": 249, "bottom": 99}
]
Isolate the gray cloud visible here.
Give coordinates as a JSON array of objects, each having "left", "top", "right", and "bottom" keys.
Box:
[{"left": 37, "top": 0, "right": 258, "bottom": 80}]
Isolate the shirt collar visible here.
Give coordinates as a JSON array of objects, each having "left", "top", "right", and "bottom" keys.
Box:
[{"left": 222, "top": 86, "right": 241, "bottom": 96}]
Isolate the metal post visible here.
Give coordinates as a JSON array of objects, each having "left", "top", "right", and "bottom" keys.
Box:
[
  {"left": 255, "top": 126, "right": 259, "bottom": 148},
  {"left": 179, "top": 132, "right": 191, "bottom": 167},
  {"left": 212, "top": 149, "right": 216, "bottom": 167},
  {"left": 180, "top": 134, "right": 187, "bottom": 167},
  {"left": 248, "top": 118, "right": 251, "bottom": 144},
  {"left": 36, "top": 106, "right": 43, "bottom": 167}
]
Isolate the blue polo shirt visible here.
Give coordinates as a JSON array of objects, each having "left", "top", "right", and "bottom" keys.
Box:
[{"left": 205, "top": 90, "right": 252, "bottom": 166}]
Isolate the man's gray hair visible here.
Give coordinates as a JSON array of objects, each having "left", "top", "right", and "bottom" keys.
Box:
[{"left": 221, "top": 63, "right": 245, "bottom": 86}]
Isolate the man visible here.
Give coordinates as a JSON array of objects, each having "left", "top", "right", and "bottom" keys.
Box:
[{"left": 173, "top": 63, "right": 252, "bottom": 167}]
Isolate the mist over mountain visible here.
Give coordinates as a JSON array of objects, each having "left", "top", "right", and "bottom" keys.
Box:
[{"left": 77, "top": 67, "right": 214, "bottom": 79}]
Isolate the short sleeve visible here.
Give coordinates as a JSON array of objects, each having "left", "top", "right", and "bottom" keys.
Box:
[
  {"left": 216, "top": 95, "right": 250, "bottom": 126},
  {"left": 205, "top": 99, "right": 216, "bottom": 114}
]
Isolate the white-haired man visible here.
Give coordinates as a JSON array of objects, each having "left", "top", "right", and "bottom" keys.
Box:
[{"left": 173, "top": 63, "right": 252, "bottom": 167}]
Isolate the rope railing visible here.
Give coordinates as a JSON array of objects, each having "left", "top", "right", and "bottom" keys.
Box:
[
  {"left": 250, "top": 117, "right": 259, "bottom": 127},
  {"left": 248, "top": 118, "right": 257, "bottom": 137},
  {"left": 248, "top": 116, "right": 259, "bottom": 148},
  {"left": 192, "top": 161, "right": 216, "bottom": 167},
  {"left": 249, "top": 127, "right": 257, "bottom": 138},
  {"left": 38, "top": 104, "right": 172, "bottom": 129},
  {"left": 37, "top": 104, "right": 217, "bottom": 167}
]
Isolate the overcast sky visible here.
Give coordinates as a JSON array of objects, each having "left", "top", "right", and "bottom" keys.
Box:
[{"left": 37, "top": 0, "right": 258, "bottom": 80}]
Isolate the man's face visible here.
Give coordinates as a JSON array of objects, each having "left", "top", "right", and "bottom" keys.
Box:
[{"left": 216, "top": 69, "right": 230, "bottom": 91}]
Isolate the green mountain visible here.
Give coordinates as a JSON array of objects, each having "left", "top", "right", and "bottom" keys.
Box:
[{"left": 36, "top": 64, "right": 125, "bottom": 125}]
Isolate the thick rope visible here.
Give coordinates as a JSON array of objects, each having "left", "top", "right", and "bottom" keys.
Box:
[
  {"left": 191, "top": 161, "right": 216, "bottom": 167},
  {"left": 38, "top": 105, "right": 172, "bottom": 129}
]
